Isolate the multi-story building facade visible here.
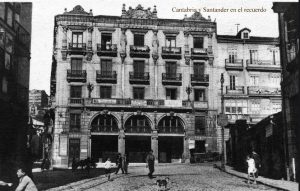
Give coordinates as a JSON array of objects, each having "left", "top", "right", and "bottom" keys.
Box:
[
  {"left": 0, "top": 2, "right": 32, "bottom": 179},
  {"left": 273, "top": 2, "right": 299, "bottom": 183},
  {"left": 50, "top": 5, "right": 220, "bottom": 167},
  {"left": 29, "top": 89, "right": 49, "bottom": 116}
]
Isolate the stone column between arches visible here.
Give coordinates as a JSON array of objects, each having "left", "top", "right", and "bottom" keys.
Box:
[
  {"left": 151, "top": 130, "right": 159, "bottom": 163},
  {"left": 118, "top": 129, "right": 125, "bottom": 155}
]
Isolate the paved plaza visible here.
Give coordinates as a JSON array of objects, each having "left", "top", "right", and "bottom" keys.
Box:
[{"left": 49, "top": 164, "right": 281, "bottom": 191}]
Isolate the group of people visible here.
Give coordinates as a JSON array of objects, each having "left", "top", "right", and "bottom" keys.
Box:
[
  {"left": 246, "top": 151, "right": 261, "bottom": 184},
  {"left": 103, "top": 150, "right": 156, "bottom": 181},
  {"left": 103, "top": 153, "right": 129, "bottom": 181}
]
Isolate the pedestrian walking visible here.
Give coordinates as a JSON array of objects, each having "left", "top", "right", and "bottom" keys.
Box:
[
  {"left": 104, "top": 158, "right": 112, "bottom": 181},
  {"left": 251, "top": 151, "right": 261, "bottom": 178},
  {"left": 246, "top": 155, "right": 257, "bottom": 184},
  {"left": 115, "top": 153, "right": 124, "bottom": 174},
  {"left": 146, "top": 150, "right": 155, "bottom": 178},
  {"left": 122, "top": 154, "right": 129, "bottom": 174},
  {"left": 15, "top": 167, "right": 38, "bottom": 191}
]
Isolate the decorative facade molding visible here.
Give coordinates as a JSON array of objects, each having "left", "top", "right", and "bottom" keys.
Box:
[
  {"left": 121, "top": 4, "right": 157, "bottom": 19},
  {"left": 64, "top": 5, "right": 90, "bottom": 16},
  {"left": 184, "top": 11, "right": 209, "bottom": 21}
]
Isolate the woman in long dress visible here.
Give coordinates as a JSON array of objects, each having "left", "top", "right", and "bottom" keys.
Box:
[{"left": 246, "top": 155, "right": 257, "bottom": 184}]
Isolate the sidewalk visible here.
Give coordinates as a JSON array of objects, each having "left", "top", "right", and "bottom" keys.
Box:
[{"left": 220, "top": 165, "right": 298, "bottom": 191}]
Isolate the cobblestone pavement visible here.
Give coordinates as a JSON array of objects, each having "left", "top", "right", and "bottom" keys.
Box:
[{"left": 57, "top": 164, "right": 281, "bottom": 191}]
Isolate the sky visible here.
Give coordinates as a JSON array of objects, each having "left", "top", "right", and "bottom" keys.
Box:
[{"left": 28, "top": 0, "right": 297, "bottom": 95}]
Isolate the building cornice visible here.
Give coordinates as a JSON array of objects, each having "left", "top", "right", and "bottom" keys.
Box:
[{"left": 217, "top": 35, "right": 279, "bottom": 45}]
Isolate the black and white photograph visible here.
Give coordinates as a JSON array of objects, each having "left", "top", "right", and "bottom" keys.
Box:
[{"left": 0, "top": 0, "right": 299, "bottom": 190}]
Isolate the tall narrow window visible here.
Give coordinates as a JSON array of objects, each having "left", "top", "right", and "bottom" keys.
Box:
[
  {"left": 133, "top": 60, "right": 145, "bottom": 78},
  {"left": 166, "top": 88, "right": 177, "bottom": 100},
  {"left": 70, "top": 114, "right": 81, "bottom": 131},
  {"left": 70, "top": 86, "right": 82, "bottom": 98},
  {"left": 100, "top": 86, "right": 112, "bottom": 99},
  {"left": 166, "top": 36, "right": 176, "bottom": 47},
  {"left": 194, "top": 37, "right": 204, "bottom": 48},
  {"left": 250, "top": 76, "right": 259, "bottom": 86},
  {"left": 249, "top": 50, "right": 258, "bottom": 64},
  {"left": 71, "top": 58, "right": 82, "bottom": 71},
  {"left": 133, "top": 87, "right": 144, "bottom": 99},
  {"left": 228, "top": 50, "right": 237, "bottom": 63},
  {"left": 134, "top": 34, "right": 144, "bottom": 46},
  {"left": 72, "top": 32, "right": 83, "bottom": 48},
  {"left": 193, "top": 62, "right": 204, "bottom": 76},
  {"left": 101, "top": 60, "right": 112, "bottom": 77},
  {"left": 101, "top": 33, "right": 112, "bottom": 50},
  {"left": 272, "top": 50, "right": 276, "bottom": 65},
  {"left": 195, "top": 116, "right": 206, "bottom": 135},
  {"left": 194, "top": 89, "right": 206, "bottom": 101},
  {"left": 166, "top": 62, "right": 177, "bottom": 78},
  {"left": 230, "top": 75, "right": 236, "bottom": 90}
]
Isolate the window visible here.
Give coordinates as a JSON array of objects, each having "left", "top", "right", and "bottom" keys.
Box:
[
  {"left": 166, "top": 88, "right": 176, "bottom": 100},
  {"left": 6, "top": 7, "right": 13, "bottom": 27},
  {"left": 194, "top": 89, "right": 206, "bottom": 101},
  {"left": 133, "top": 87, "right": 144, "bottom": 99},
  {"left": 134, "top": 34, "right": 144, "bottom": 46},
  {"left": 1, "top": 76, "right": 7, "bottom": 93},
  {"left": 195, "top": 116, "right": 206, "bottom": 135},
  {"left": 133, "top": 60, "right": 145, "bottom": 75},
  {"left": 72, "top": 32, "right": 83, "bottom": 47},
  {"left": 229, "top": 75, "right": 236, "bottom": 90},
  {"left": 0, "top": 3, "right": 5, "bottom": 20},
  {"left": 71, "top": 58, "right": 82, "bottom": 71},
  {"left": 194, "top": 62, "right": 204, "bottom": 76},
  {"left": 249, "top": 50, "right": 258, "bottom": 64},
  {"left": 166, "top": 36, "right": 176, "bottom": 47},
  {"left": 101, "top": 33, "right": 112, "bottom": 50},
  {"left": 194, "top": 37, "right": 204, "bottom": 48},
  {"left": 243, "top": 32, "right": 249, "bottom": 39},
  {"left": 250, "top": 76, "right": 259, "bottom": 86},
  {"left": 228, "top": 50, "right": 237, "bottom": 63},
  {"left": 166, "top": 62, "right": 177, "bottom": 78},
  {"left": 70, "top": 86, "right": 82, "bottom": 98},
  {"left": 100, "top": 86, "right": 112, "bottom": 98},
  {"left": 5, "top": 52, "right": 11, "bottom": 70},
  {"left": 286, "top": 16, "right": 298, "bottom": 62},
  {"left": 70, "top": 113, "right": 81, "bottom": 131},
  {"left": 101, "top": 59, "right": 112, "bottom": 76}
]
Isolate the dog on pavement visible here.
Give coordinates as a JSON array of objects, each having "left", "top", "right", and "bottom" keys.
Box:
[{"left": 156, "top": 177, "right": 169, "bottom": 190}]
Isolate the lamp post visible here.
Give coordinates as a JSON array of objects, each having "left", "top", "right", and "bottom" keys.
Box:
[
  {"left": 220, "top": 73, "right": 225, "bottom": 170},
  {"left": 186, "top": 85, "right": 192, "bottom": 101}
]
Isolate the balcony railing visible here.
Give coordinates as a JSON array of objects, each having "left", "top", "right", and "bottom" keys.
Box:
[
  {"left": 69, "top": 98, "right": 84, "bottom": 105},
  {"left": 191, "top": 48, "right": 209, "bottom": 60},
  {"left": 68, "top": 43, "right": 86, "bottom": 55},
  {"left": 162, "top": 73, "right": 182, "bottom": 85},
  {"left": 247, "top": 86, "right": 281, "bottom": 96},
  {"left": 146, "top": 99, "right": 165, "bottom": 106},
  {"left": 130, "top": 45, "right": 150, "bottom": 58},
  {"left": 125, "top": 126, "right": 151, "bottom": 133},
  {"left": 97, "top": 44, "right": 118, "bottom": 57},
  {"left": 194, "top": 101, "right": 208, "bottom": 109},
  {"left": 191, "top": 74, "right": 209, "bottom": 86},
  {"left": 161, "top": 47, "right": 182, "bottom": 59},
  {"left": 246, "top": 60, "right": 281, "bottom": 72},
  {"left": 96, "top": 70, "right": 117, "bottom": 83},
  {"left": 66, "top": 70, "right": 87, "bottom": 82},
  {"left": 129, "top": 72, "right": 150, "bottom": 84},
  {"left": 91, "top": 125, "right": 119, "bottom": 133},
  {"left": 225, "top": 59, "right": 243, "bottom": 70},
  {"left": 158, "top": 126, "right": 184, "bottom": 134},
  {"left": 225, "top": 86, "right": 245, "bottom": 95}
]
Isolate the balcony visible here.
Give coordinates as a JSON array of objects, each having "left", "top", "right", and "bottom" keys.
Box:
[
  {"left": 68, "top": 43, "right": 86, "bottom": 55},
  {"left": 125, "top": 126, "right": 151, "bottom": 133},
  {"left": 225, "top": 86, "right": 245, "bottom": 96},
  {"left": 191, "top": 74, "right": 209, "bottom": 86},
  {"left": 96, "top": 71, "right": 117, "bottom": 83},
  {"left": 158, "top": 126, "right": 184, "bottom": 134},
  {"left": 97, "top": 44, "right": 118, "bottom": 57},
  {"left": 162, "top": 73, "right": 182, "bottom": 86},
  {"left": 193, "top": 101, "right": 208, "bottom": 109},
  {"left": 225, "top": 59, "right": 244, "bottom": 70},
  {"left": 66, "top": 70, "right": 87, "bottom": 82},
  {"left": 161, "top": 47, "right": 182, "bottom": 59},
  {"left": 248, "top": 86, "right": 281, "bottom": 97},
  {"left": 91, "top": 125, "right": 119, "bottom": 133},
  {"left": 246, "top": 60, "right": 281, "bottom": 72},
  {"left": 129, "top": 72, "right": 150, "bottom": 84},
  {"left": 68, "top": 98, "right": 84, "bottom": 106},
  {"left": 191, "top": 48, "right": 209, "bottom": 60},
  {"left": 130, "top": 45, "right": 150, "bottom": 58}
]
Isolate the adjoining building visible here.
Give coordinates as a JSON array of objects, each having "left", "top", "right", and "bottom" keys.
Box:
[
  {"left": 273, "top": 2, "right": 299, "bottom": 183},
  {"left": 29, "top": 89, "right": 49, "bottom": 116},
  {"left": 50, "top": 5, "right": 220, "bottom": 168},
  {"left": 0, "top": 2, "right": 32, "bottom": 179}
]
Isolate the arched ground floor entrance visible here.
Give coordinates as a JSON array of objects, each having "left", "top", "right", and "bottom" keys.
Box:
[
  {"left": 91, "top": 135, "right": 118, "bottom": 162},
  {"left": 158, "top": 136, "right": 184, "bottom": 163},
  {"left": 125, "top": 136, "right": 151, "bottom": 163}
]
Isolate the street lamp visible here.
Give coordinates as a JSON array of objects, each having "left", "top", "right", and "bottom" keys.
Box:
[
  {"left": 186, "top": 85, "right": 193, "bottom": 101},
  {"left": 220, "top": 73, "right": 225, "bottom": 170}
]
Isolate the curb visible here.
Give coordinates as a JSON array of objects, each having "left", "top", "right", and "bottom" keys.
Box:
[{"left": 215, "top": 165, "right": 289, "bottom": 191}]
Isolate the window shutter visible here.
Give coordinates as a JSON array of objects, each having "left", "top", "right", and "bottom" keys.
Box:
[{"left": 111, "top": 85, "right": 116, "bottom": 98}]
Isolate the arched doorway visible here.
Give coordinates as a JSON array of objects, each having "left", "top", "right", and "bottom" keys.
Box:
[
  {"left": 90, "top": 114, "right": 118, "bottom": 162},
  {"left": 125, "top": 115, "right": 152, "bottom": 162},
  {"left": 158, "top": 116, "right": 184, "bottom": 163}
]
